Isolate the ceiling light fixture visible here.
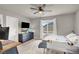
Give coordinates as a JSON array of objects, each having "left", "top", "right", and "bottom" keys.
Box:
[{"left": 39, "top": 11, "right": 43, "bottom": 14}]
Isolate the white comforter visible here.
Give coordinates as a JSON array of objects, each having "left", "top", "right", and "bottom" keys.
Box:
[
  {"left": 43, "top": 34, "right": 79, "bottom": 44},
  {"left": 43, "top": 34, "right": 70, "bottom": 42}
]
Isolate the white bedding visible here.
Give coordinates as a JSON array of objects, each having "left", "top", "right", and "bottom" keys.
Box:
[
  {"left": 43, "top": 34, "right": 68, "bottom": 42},
  {"left": 43, "top": 34, "right": 79, "bottom": 44},
  {"left": 66, "top": 33, "right": 79, "bottom": 44}
]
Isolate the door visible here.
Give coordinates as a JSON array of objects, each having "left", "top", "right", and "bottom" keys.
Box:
[{"left": 6, "top": 16, "right": 18, "bottom": 41}]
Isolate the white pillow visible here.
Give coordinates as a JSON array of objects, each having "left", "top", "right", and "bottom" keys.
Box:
[{"left": 66, "top": 33, "right": 79, "bottom": 43}]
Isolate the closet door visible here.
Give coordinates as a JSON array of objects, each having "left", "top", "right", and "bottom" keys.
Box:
[{"left": 6, "top": 16, "right": 18, "bottom": 41}]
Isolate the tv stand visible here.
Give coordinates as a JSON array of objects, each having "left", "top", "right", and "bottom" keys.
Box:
[{"left": 18, "top": 32, "right": 34, "bottom": 43}]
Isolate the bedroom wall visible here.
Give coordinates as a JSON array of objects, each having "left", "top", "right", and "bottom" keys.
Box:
[
  {"left": 30, "top": 19, "right": 40, "bottom": 40},
  {"left": 0, "top": 9, "right": 30, "bottom": 41},
  {"left": 74, "top": 10, "right": 79, "bottom": 34},
  {"left": 18, "top": 17, "right": 30, "bottom": 33},
  {"left": 56, "top": 13, "right": 75, "bottom": 35},
  {"left": 30, "top": 13, "right": 75, "bottom": 39}
]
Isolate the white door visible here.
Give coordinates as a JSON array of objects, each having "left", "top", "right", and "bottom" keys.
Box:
[{"left": 6, "top": 16, "right": 18, "bottom": 41}]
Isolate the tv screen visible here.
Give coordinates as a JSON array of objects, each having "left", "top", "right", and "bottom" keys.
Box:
[{"left": 21, "top": 22, "right": 30, "bottom": 28}]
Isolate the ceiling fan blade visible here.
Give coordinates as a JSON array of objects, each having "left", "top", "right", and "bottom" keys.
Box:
[
  {"left": 44, "top": 10, "right": 52, "bottom": 12},
  {"left": 42, "top": 4, "right": 46, "bottom": 7},
  {"left": 33, "top": 11, "right": 39, "bottom": 14},
  {"left": 30, "top": 7, "right": 38, "bottom": 10}
]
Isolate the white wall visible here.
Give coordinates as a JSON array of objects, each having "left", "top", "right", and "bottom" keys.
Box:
[
  {"left": 56, "top": 13, "right": 75, "bottom": 35},
  {"left": 18, "top": 17, "right": 30, "bottom": 33},
  {"left": 30, "top": 19, "right": 40, "bottom": 40},
  {"left": 0, "top": 14, "right": 3, "bottom": 26},
  {"left": 0, "top": 8, "right": 75, "bottom": 40},
  {"left": 30, "top": 13, "right": 75, "bottom": 40},
  {"left": 0, "top": 9, "right": 30, "bottom": 41},
  {"left": 74, "top": 11, "right": 79, "bottom": 34}
]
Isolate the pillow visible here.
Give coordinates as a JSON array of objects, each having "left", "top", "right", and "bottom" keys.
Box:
[{"left": 66, "top": 33, "right": 79, "bottom": 44}]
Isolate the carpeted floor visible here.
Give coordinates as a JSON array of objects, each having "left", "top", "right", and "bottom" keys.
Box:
[{"left": 17, "top": 39, "right": 79, "bottom": 54}]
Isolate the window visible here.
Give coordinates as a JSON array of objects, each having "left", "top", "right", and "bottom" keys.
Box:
[
  {"left": 48, "top": 22, "right": 53, "bottom": 33},
  {"left": 40, "top": 18, "right": 57, "bottom": 39}
]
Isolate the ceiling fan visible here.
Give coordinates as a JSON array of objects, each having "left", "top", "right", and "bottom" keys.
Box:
[{"left": 30, "top": 4, "right": 52, "bottom": 14}]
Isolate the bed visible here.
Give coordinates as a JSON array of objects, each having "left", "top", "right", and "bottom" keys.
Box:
[
  {"left": 42, "top": 33, "right": 79, "bottom": 54},
  {"left": 43, "top": 33, "right": 79, "bottom": 45}
]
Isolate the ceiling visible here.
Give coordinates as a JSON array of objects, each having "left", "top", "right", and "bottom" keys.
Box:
[{"left": 0, "top": 4, "right": 79, "bottom": 18}]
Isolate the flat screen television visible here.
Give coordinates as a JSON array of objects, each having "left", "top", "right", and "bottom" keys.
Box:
[{"left": 21, "top": 22, "right": 30, "bottom": 28}]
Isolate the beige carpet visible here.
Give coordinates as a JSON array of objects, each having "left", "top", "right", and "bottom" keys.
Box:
[
  {"left": 17, "top": 39, "right": 44, "bottom": 54},
  {"left": 17, "top": 39, "right": 67, "bottom": 54}
]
